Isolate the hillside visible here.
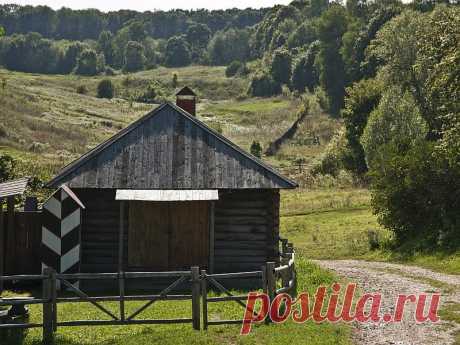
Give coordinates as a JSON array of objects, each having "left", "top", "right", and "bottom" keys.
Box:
[{"left": 0, "top": 66, "right": 339, "bottom": 184}]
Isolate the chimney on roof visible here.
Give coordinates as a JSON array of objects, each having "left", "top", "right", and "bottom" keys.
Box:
[{"left": 176, "top": 86, "right": 196, "bottom": 116}]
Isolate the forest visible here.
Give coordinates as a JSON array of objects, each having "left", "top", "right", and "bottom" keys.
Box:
[{"left": 0, "top": 0, "right": 459, "bottom": 253}]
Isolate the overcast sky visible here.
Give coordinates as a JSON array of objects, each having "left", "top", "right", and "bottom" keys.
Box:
[{"left": 2, "top": 0, "right": 292, "bottom": 11}]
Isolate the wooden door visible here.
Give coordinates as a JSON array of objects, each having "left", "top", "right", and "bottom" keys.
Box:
[
  {"left": 169, "top": 202, "right": 209, "bottom": 270},
  {"left": 128, "top": 202, "right": 169, "bottom": 270},
  {"left": 128, "top": 201, "right": 209, "bottom": 271}
]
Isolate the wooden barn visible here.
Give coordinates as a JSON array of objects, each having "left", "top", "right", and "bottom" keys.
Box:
[{"left": 43, "top": 88, "right": 297, "bottom": 284}]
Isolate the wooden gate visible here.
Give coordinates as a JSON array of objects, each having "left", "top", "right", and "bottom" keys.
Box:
[{"left": 2, "top": 211, "right": 42, "bottom": 275}]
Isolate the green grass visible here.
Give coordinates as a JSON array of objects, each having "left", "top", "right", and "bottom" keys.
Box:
[
  {"left": 280, "top": 188, "right": 460, "bottom": 275},
  {"left": 439, "top": 302, "right": 460, "bottom": 345},
  {"left": 1, "top": 257, "right": 351, "bottom": 345}
]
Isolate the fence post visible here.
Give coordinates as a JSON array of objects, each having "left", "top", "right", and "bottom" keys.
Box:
[
  {"left": 201, "top": 270, "right": 208, "bottom": 330},
  {"left": 42, "top": 267, "right": 54, "bottom": 344},
  {"left": 266, "top": 262, "right": 276, "bottom": 324},
  {"left": 51, "top": 270, "right": 57, "bottom": 332},
  {"left": 191, "top": 266, "right": 201, "bottom": 331}
]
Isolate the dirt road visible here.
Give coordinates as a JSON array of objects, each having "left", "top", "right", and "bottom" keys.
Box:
[{"left": 316, "top": 260, "right": 460, "bottom": 345}]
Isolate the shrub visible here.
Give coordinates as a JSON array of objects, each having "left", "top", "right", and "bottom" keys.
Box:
[
  {"left": 76, "top": 85, "right": 88, "bottom": 95},
  {"left": 225, "top": 61, "right": 242, "bottom": 77},
  {"left": 136, "top": 84, "right": 157, "bottom": 104},
  {"left": 97, "top": 79, "right": 114, "bottom": 99},
  {"left": 250, "top": 141, "right": 262, "bottom": 158},
  {"left": 370, "top": 141, "right": 460, "bottom": 250},
  {"left": 0, "top": 154, "right": 15, "bottom": 182},
  {"left": 248, "top": 72, "right": 281, "bottom": 97}
]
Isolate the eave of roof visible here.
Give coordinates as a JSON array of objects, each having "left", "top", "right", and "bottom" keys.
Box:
[
  {"left": 47, "top": 102, "right": 298, "bottom": 189},
  {"left": 0, "top": 177, "right": 30, "bottom": 198}
]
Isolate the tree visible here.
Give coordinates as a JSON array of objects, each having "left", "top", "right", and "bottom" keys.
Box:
[
  {"left": 316, "top": 4, "right": 350, "bottom": 116},
  {"left": 291, "top": 41, "right": 320, "bottom": 93},
  {"left": 250, "top": 141, "right": 262, "bottom": 158},
  {"left": 74, "top": 49, "right": 99, "bottom": 75},
  {"left": 0, "top": 26, "right": 4, "bottom": 37},
  {"left": 59, "top": 41, "right": 86, "bottom": 74},
  {"left": 207, "top": 29, "right": 250, "bottom": 65},
  {"left": 248, "top": 72, "right": 282, "bottom": 97},
  {"left": 270, "top": 49, "right": 292, "bottom": 85},
  {"left": 123, "top": 41, "right": 145, "bottom": 72},
  {"left": 128, "top": 21, "right": 147, "bottom": 41},
  {"left": 361, "top": 88, "right": 427, "bottom": 171},
  {"left": 342, "top": 78, "right": 382, "bottom": 174},
  {"left": 186, "top": 23, "right": 211, "bottom": 47},
  {"left": 165, "top": 36, "right": 191, "bottom": 67},
  {"left": 97, "top": 79, "right": 114, "bottom": 99},
  {"left": 287, "top": 21, "right": 317, "bottom": 49},
  {"left": 1, "top": 32, "right": 60, "bottom": 74},
  {"left": 97, "top": 30, "right": 115, "bottom": 66}
]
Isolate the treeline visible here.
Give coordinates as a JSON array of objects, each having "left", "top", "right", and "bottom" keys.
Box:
[
  {"left": 310, "top": 4, "right": 459, "bottom": 251},
  {"left": 0, "top": 4, "right": 260, "bottom": 75},
  {"left": 0, "top": 4, "right": 267, "bottom": 40}
]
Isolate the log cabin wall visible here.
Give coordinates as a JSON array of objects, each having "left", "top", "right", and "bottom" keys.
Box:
[
  {"left": 73, "top": 189, "right": 127, "bottom": 273},
  {"left": 214, "top": 189, "right": 280, "bottom": 273},
  {"left": 74, "top": 188, "right": 280, "bottom": 275}
]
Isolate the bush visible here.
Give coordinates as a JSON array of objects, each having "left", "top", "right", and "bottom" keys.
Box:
[
  {"left": 311, "top": 128, "right": 351, "bottom": 177},
  {"left": 225, "top": 60, "right": 242, "bottom": 77},
  {"left": 136, "top": 84, "right": 158, "bottom": 104},
  {"left": 248, "top": 72, "right": 281, "bottom": 97},
  {"left": 370, "top": 141, "right": 460, "bottom": 250},
  {"left": 250, "top": 141, "right": 262, "bottom": 158},
  {"left": 97, "top": 79, "right": 114, "bottom": 99},
  {"left": 0, "top": 154, "right": 15, "bottom": 182},
  {"left": 76, "top": 85, "right": 88, "bottom": 95}
]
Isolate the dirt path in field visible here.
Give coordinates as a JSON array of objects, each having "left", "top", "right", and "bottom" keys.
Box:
[{"left": 315, "top": 260, "right": 460, "bottom": 345}]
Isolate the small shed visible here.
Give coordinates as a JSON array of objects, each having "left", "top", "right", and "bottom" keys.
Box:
[{"left": 45, "top": 89, "right": 297, "bottom": 281}]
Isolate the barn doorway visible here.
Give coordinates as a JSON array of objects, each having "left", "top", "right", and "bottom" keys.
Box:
[{"left": 128, "top": 201, "right": 210, "bottom": 271}]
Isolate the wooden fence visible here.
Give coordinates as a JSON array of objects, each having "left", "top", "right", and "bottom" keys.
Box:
[
  {"left": 1, "top": 211, "right": 42, "bottom": 276},
  {"left": 0, "top": 240, "right": 296, "bottom": 343}
]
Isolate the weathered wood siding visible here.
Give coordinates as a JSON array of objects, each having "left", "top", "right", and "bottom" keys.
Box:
[
  {"left": 2, "top": 211, "right": 42, "bottom": 275},
  {"left": 74, "top": 189, "right": 126, "bottom": 273},
  {"left": 75, "top": 189, "right": 279, "bottom": 275},
  {"left": 214, "top": 190, "right": 280, "bottom": 273},
  {"left": 49, "top": 104, "right": 295, "bottom": 190}
]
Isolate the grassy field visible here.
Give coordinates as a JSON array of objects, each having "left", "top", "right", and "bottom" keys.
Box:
[
  {"left": 280, "top": 188, "right": 460, "bottom": 275},
  {"left": 1, "top": 258, "right": 351, "bottom": 345}
]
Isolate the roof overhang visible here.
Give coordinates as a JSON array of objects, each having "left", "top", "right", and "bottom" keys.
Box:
[
  {"left": 0, "top": 177, "right": 30, "bottom": 198},
  {"left": 115, "top": 189, "right": 219, "bottom": 202}
]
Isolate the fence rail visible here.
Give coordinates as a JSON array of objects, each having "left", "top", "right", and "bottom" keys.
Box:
[{"left": 0, "top": 238, "right": 296, "bottom": 343}]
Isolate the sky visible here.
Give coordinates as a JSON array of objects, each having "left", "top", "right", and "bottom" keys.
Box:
[{"left": 2, "top": 0, "right": 292, "bottom": 11}]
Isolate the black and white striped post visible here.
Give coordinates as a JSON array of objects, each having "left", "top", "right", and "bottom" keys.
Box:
[{"left": 41, "top": 185, "right": 85, "bottom": 288}]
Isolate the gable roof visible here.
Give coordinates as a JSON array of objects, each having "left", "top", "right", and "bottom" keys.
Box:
[
  {"left": 176, "top": 86, "right": 196, "bottom": 96},
  {"left": 47, "top": 102, "right": 297, "bottom": 190}
]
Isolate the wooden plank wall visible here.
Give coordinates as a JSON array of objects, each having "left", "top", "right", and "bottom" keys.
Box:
[
  {"left": 55, "top": 106, "right": 293, "bottom": 189},
  {"left": 214, "top": 190, "right": 280, "bottom": 273},
  {"left": 75, "top": 189, "right": 280, "bottom": 276},
  {"left": 2, "top": 211, "right": 42, "bottom": 275},
  {"left": 74, "top": 189, "right": 128, "bottom": 273}
]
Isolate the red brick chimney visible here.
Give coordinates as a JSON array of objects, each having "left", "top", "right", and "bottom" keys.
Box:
[{"left": 176, "top": 86, "right": 196, "bottom": 116}]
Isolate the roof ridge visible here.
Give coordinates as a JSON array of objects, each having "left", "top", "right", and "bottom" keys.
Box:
[{"left": 47, "top": 102, "right": 297, "bottom": 189}]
